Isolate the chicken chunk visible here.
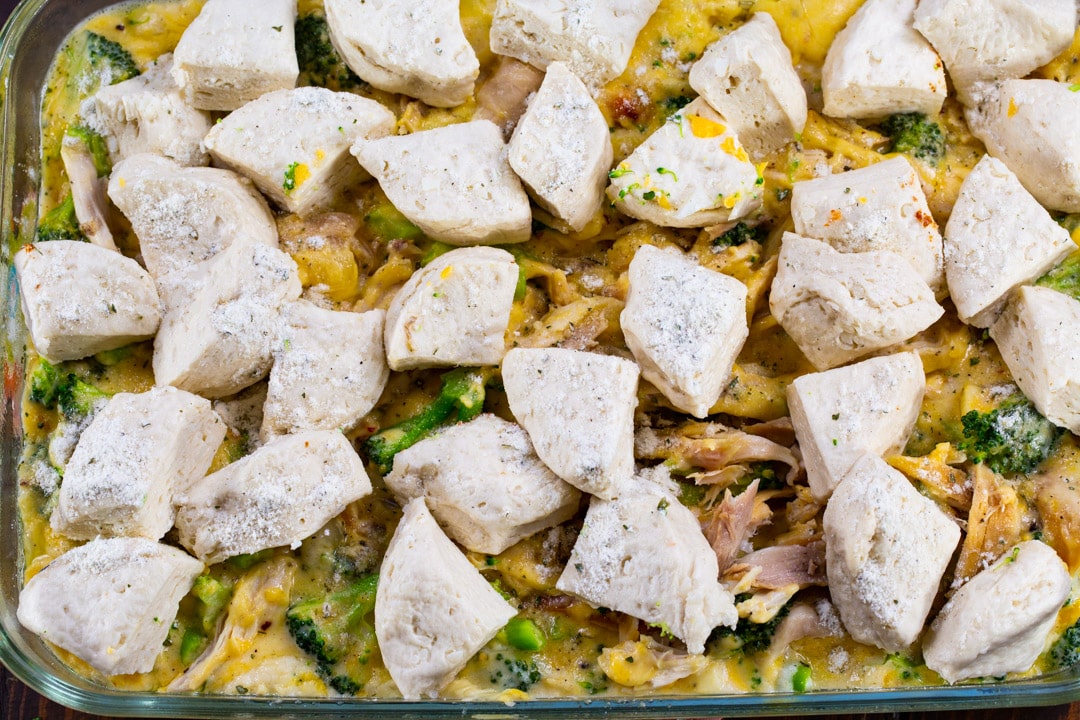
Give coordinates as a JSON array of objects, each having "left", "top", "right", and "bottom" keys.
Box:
[
  {"left": 923, "top": 540, "right": 1070, "bottom": 683},
  {"left": 51, "top": 386, "right": 225, "bottom": 541},
  {"left": 822, "top": 0, "right": 946, "bottom": 119},
  {"left": 174, "top": 430, "right": 372, "bottom": 564},
  {"left": 14, "top": 241, "right": 161, "bottom": 363},
  {"left": 788, "top": 351, "right": 925, "bottom": 500},
  {"left": 507, "top": 62, "right": 612, "bottom": 232},
  {"left": 323, "top": 0, "right": 479, "bottom": 108},
  {"left": 607, "top": 99, "right": 761, "bottom": 228},
  {"left": 171, "top": 0, "right": 298, "bottom": 111},
  {"left": 383, "top": 247, "right": 518, "bottom": 370},
  {"left": 502, "top": 347, "right": 639, "bottom": 499},
  {"left": 913, "top": 0, "right": 1076, "bottom": 103},
  {"left": 17, "top": 537, "right": 203, "bottom": 676},
  {"left": 375, "top": 498, "right": 516, "bottom": 699},
  {"left": 769, "top": 233, "right": 943, "bottom": 370},
  {"left": 990, "top": 286, "right": 1080, "bottom": 433},
  {"left": 965, "top": 79, "right": 1080, "bottom": 213},
  {"left": 944, "top": 155, "right": 1074, "bottom": 327},
  {"left": 688, "top": 13, "right": 807, "bottom": 159},
  {"left": 790, "top": 156, "right": 944, "bottom": 293},
  {"left": 91, "top": 53, "right": 211, "bottom": 167},
  {"left": 622, "top": 244, "right": 748, "bottom": 418},
  {"left": 353, "top": 121, "right": 532, "bottom": 245},
  {"left": 261, "top": 302, "right": 388, "bottom": 439},
  {"left": 107, "top": 153, "right": 278, "bottom": 304},
  {"left": 385, "top": 414, "right": 581, "bottom": 554},
  {"left": 490, "top": 0, "right": 660, "bottom": 89},
  {"left": 823, "top": 454, "right": 961, "bottom": 652},
  {"left": 60, "top": 133, "right": 116, "bottom": 250},
  {"left": 204, "top": 87, "right": 395, "bottom": 215},
  {"left": 153, "top": 238, "right": 301, "bottom": 399},
  {"left": 556, "top": 474, "right": 738, "bottom": 654}
]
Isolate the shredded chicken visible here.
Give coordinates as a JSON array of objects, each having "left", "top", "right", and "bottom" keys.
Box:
[
  {"left": 517, "top": 296, "right": 623, "bottom": 350},
  {"left": 598, "top": 637, "right": 709, "bottom": 688},
  {"left": 474, "top": 57, "right": 545, "bottom": 137},
  {"left": 723, "top": 541, "right": 827, "bottom": 590},
  {"left": 167, "top": 558, "right": 297, "bottom": 692},
  {"left": 953, "top": 464, "right": 1025, "bottom": 586},
  {"left": 735, "top": 585, "right": 800, "bottom": 623},
  {"left": 888, "top": 443, "right": 972, "bottom": 511},
  {"left": 764, "top": 601, "right": 843, "bottom": 664},
  {"left": 60, "top": 135, "right": 117, "bottom": 251},
  {"left": 703, "top": 479, "right": 760, "bottom": 572},
  {"left": 635, "top": 423, "right": 801, "bottom": 485}
]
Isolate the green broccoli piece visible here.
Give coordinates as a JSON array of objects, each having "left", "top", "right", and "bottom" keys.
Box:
[
  {"left": 711, "top": 600, "right": 791, "bottom": 655},
  {"left": 295, "top": 14, "right": 363, "bottom": 91},
  {"left": 712, "top": 222, "right": 765, "bottom": 248},
  {"left": 36, "top": 194, "right": 84, "bottom": 242},
  {"left": 192, "top": 575, "right": 233, "bottom": 633},
  {"left": 1050, "top": 619, "right": 1080, "bottom": 669},
  {"left": 28, "top": 359, "right": 62, "bottom": 409},
  {"left": 65, "top": 125, "right": 112, "bottom": 177},
  {"left": 1036, "top": 252, "right": 1080, "bottom": 302},
  {"left": 286, "top": 574, "right": 379, "bottom": 695},
  {"left": 56, "top": 373, "right": 110, "bottom": 421},
  {"left": 365, "top": 203, "right": 424, "bottom": 240},
  {"left": 880, "top": 113, "right": 945, "bottom": 165},
  {"left": 364, "top": 368, "right": 487, "bottom": 474},
  {"left": 959, "top": 394, "right": 1062, "bottom": 475},
  {"left": 59, "top": 31, "right": 139, "bottom": 109},
  {"left": 490, "top": 652, "right": 543, "bottom": 692}
]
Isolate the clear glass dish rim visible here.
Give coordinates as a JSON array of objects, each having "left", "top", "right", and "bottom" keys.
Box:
[{"left": 1, "top": 0, "right": 1079, "bottom": 716}]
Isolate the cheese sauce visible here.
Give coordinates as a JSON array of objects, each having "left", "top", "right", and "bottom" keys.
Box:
[{"left": 19, "top": 0, "right": 1080, "bottom": 701}]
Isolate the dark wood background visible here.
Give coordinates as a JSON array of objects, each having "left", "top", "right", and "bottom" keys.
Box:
[{"left": 2, "top": 0, "right": 1080, "bottom": 718}]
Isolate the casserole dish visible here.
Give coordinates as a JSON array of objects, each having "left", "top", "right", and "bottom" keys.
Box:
[{"left": 3, "top": 0, "right": 1080, "bottom": 716}]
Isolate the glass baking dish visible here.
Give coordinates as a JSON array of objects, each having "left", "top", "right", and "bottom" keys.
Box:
[{"left": 2, "top": 0, "right": 1080, "bottom": 716}]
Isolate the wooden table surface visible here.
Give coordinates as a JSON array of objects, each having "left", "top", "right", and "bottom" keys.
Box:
[{"left": 3, "top": 0, "right": 1080, "bottom": 719}]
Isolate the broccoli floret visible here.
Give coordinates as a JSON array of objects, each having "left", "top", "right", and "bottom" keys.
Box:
[
  {"left": 286, "top": 574, "right": 379, "bottom": 695},
  {"left": 192, "top": 575, "right": 233, "bottom": 633},
  {"left": 1050, "top": 619, "right": 1080, "bottom": 669},
  {"left": 1036, "top": 252, "right": 1080, "bottom": 302},
  {"left": 710, "top": 600, "right": 791, "bottom": 655},
  {"left": 880, "top": 112, "right": 945, "bottom": 165},
  {"left": 712, "top": 222, "right": 765, "bottom": 248},
  {"left": 364, "top": 368, "right": 487, "bottom": 474},
  {"left": 28, "top": 358, "right": 62, "bottom": 409},
  {"left": 36, "top": 194, "right": 84, "bottom": 242},
  {"left": 58, "top": 31, "right": 139, "bottom": 110},
  {"left": 295, "top": 14, "right": 363, "bottom": 91},
  {"left": 65, "top": 125, "right": 112, "bottom": 177},
  {"left": 959, "top": 394, "right": 1062, "bottom": 475},
  {"left": 490, "top": 651, "right": 543, "bottom": 692},
  {"left": 56, "top": 373, "right": 110, "bottom": 421}
]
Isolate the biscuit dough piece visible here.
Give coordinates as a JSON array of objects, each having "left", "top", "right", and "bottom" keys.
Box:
[
  {"left": 914, "top": 0, "right": 1075, "bottom": 103},
  {"left": 502, "top": 347, "right": 639, "bottom": 500},
  {"left": 384, "top": 247, "right": 518, "bottom": 370},
  {"left": 354, "top": 121, "right": 532, "bottom": 245},
  {"left": 108, "top": 154, "right": 278, "bottom": 304},
  {"left": 688, "top": 13, "right": 807, "bottom": 159},
  {"left": 607, "top": 99, "right": 761, "bottom": 228},
  {"left": 490, "top": 0, "right": 660, "bottom": 89},
  {"left": 556, "top": 477, "right": 738, "bottom": 654},
  {"left": 376, "top": 498, "right": 516, "bottom": 699},
  {"left": 385, "top": 414, "right": 581, "bottom": 554},
  {"left": 822, "top": 0, "right": 946, "bottom": 119},
  {"left": 622, "top": 244, "right": 748, "bottom": 418},
  {"left": 990, "top": 286, "right": 1080, "bottom": 433},
  {"left": 769, "top": 233, "right": 943, "bottom": 371},
  {"left": 944, "top": 155, "right": 1074, "bottom": 327},
  {"left": 52, "top": 387, "right": 225, "bottom": 541},
  {"left": 966, "top": 79, "right": 1080, "bottom": 213},
  {"left": 791, "top": 156, "right": 945, "bottom": 293},
  {"left": 153, "top": 238, "right": 301, "bottom": 399},
  {"left": 788, "top": 352, "right": 925, "bottom": 501},
  {"left": 508, "top": 62, "right": 612, "bottom": 232},
  {"left": 14, "top": 241, "right": 161, "bottom": 363},
  {"left": 204, "top": 87, "right": 395, "bottom": 215},
  {"left": 261, "top": 302, "right": 389, "bottom": 439},
  {"left": 923, "top": 541, "right": 1070, "bottom": 683},
  {"left": 175, "top": 430, "right": 372, "bottom": 564},
  {"left": 91, "top": 54, "right": 211, "bottom": 167},
  {"left": 171, "top": 0, "right": 298, "bottom": 111},
  {"left": 324, "top": 0, "right": 479, "bottom": 108},
  {"left": 17, "top": 537, "right": 204, "bottom": 676},
  {"left": 823, "top": 454, "right": 961, "bottom": 652}
]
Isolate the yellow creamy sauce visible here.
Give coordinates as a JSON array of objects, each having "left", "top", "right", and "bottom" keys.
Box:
[{"left": 19, "top": 0, "right": 1080, "bottom": 700}]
